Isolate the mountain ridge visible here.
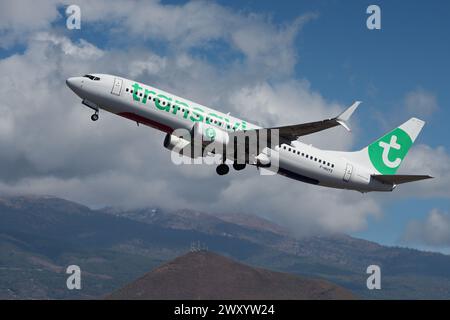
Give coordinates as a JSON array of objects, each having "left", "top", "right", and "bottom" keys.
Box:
[{"left": 1, "top": 194, "right": 450, "bottom": 299}]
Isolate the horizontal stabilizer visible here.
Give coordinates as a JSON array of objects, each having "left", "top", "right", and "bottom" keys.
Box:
[{"left": 372, "top": 174, "right": 433, "bottom": 185}]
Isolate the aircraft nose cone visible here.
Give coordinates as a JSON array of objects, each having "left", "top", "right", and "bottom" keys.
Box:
[
  {"left": 66, "top": 77, "right": 85, "bottom": 97},
  {"left": 66, "top": 77, "right": 77, "bottom": 91}
]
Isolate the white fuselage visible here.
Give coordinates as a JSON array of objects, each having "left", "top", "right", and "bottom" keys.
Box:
[{"left": 66, "top": 74, "right": 393, "bottom": 192}]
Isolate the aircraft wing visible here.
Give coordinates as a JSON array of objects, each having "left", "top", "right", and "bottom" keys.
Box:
[
  {"left": 223, "top": 101, "right": 361, "bottom": 164},
  {"left": 267, "top": 101, "right": 361, "bottom": 140},
  {"left": 372, "top": 174, "right": 433, "bottom": 185}
]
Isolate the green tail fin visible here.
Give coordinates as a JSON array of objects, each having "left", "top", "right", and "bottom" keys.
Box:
[{"left": 367, "top": 118, "right": 425, "bottom": 174}]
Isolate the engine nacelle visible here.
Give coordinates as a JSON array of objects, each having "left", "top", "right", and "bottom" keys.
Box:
[
  {"left": 255, "top": 152, "right": 271, "bottom": 166},
  {"left": 163, "top": 133, "right": 190, "bottom": 154},
  {"left": 192, "top": 122, "right": 229, "bottom": 145}
]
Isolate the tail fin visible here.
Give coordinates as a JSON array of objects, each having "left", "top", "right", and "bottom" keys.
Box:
[{"left": 353, "top": 118, "right": 425, "bottom": 174}]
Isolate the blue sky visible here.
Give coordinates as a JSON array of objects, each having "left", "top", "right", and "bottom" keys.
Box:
[{"left": 0, "top": 0, "right": 449, "bottom": 252}]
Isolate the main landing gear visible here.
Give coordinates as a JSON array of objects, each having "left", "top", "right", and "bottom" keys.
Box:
[
  {"left": 216, "top": 163, "right": 229, "bottom": 175},
  {"left": 216, "top": 162, "right": 246, "bottom": 175},
  {"left": 232, "top": 163, "right": 246, "bottom": 171}
]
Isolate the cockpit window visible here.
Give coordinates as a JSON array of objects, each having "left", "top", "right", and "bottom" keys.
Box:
[{"left": 83, "top": 74, "right": 101, "bottom": 80}]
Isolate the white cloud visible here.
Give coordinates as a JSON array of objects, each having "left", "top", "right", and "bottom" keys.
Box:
[
  {"left": 404, "top": 88, "right": 438, "bottom": 117},
  {"left": 402, "top": 209, "right": 450, "bottom": 247},
  {"left": 0, "top": 0, "right": 61, "bottom": 47},
  {"left": 218, "top": 174, "right": 381, "bottom": 236},
  {"left": 33, "top": 32, "right": 104, "bottom": 59},
  {"left": 68, "top": 0, "right": 316, "bottom": 76},
  {"left": 0, "top": 1, "right": 387, "bottom": 238},
  {"left": 128, "top": 54, "right": 167, "bottom": 78},
  {"left": 397, "top": 144, "right": 450, "bottom": 198},
  {"left": 228, "top": 80, "right": 355, "bottom": 150}
]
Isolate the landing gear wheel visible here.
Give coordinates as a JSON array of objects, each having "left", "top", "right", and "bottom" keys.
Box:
[
  {"left": 216, "top": 164, "right": 230, "bottom": 175},
  {"left": 91, "top": 113, "right": 99, "bottom": 121},
  {"left": 232, "top": 163, "right": 246, "bottom": 171}
]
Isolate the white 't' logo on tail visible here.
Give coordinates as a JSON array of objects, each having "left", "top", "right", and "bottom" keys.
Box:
[
  {"left": 378, "top": 135, "right": 402, "bottom": 168},
  {"left": 379, "top": 135, "right": 402, "bottom": 168}
]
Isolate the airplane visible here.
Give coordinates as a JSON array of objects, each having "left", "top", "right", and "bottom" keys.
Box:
[{"left": 66, "top": 73, "right": 432, "bottom": 193}]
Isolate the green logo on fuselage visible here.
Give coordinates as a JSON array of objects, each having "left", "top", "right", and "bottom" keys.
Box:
[
  {"left": 130, "top": 82, "right": 247, "bottom": 132},
  {"left": 205, "top": 127, "right": 216, "bottom": 141},
  {"left": 368, "top": 127, "right": 412, "bottom": 174}
]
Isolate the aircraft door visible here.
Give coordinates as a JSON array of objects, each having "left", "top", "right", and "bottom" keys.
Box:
[
  {"left": 111, "top": 77, "right": 123, "bottom": 96},
  {"left": 343, "top": 163, "right": 353, "bottom": 182}
]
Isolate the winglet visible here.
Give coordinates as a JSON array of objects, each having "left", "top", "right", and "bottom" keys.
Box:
[{"left": 336, "top": 101, "right": 361, "bottom": 132}]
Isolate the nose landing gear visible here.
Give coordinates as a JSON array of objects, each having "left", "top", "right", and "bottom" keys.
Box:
[
  {"left": 82, "top": 99, "right": 100, "bottom": 122},
  {"left": 91, "top": 112, "right": 99, "bottom": 121}
]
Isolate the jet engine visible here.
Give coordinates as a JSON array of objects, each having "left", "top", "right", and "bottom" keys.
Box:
[
  {"left": 163, "top": 133, "right": 191, "bottom": 154},
  {"left": 191, "top": 122, "right": 230, "bottom": 145}
]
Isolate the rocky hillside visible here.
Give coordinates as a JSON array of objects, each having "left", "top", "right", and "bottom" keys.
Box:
[
  {"left": 107, "top": 251, "right": 356, "bottom": 300},
  {"left": 1, "top": 195, "right": 450, "bottom": 299}
]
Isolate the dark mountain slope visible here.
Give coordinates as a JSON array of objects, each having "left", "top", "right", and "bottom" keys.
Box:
[
  {"left": 2, "top": 195, "right": 450, "bottom": 299},
  {"left": 107, "top": 251, "right": 356, "bottom": 300}
]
